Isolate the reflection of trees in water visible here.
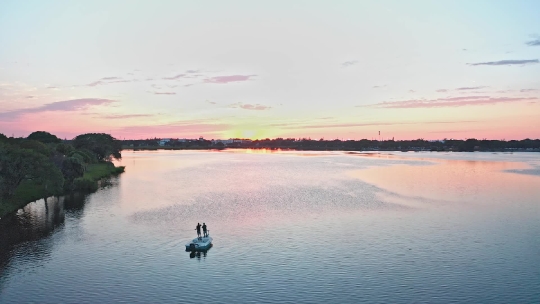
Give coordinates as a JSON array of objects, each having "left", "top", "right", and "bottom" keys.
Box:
[
  {"left": 63, "top": 192, "right": 88, "bottom": 219},
  {"left": 0, "top": 193, "right": 89, "bottom": 285}
]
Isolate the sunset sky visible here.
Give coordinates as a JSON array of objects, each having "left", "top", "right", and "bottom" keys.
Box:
[{"left": 1, "top": 0, "right": 539, "bottom": 140}]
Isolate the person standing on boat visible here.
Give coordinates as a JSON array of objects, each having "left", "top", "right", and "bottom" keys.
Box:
[
  {"left": 196, "top": 223, "right": 202, "bottom": 239},
  {"left": 202, "top": 223, "right": 208, "bottom": 237}
]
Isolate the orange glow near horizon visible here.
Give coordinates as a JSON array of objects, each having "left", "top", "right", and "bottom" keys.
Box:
[{"left": 1, "top": 99, "right": 539, "bottom": 140}]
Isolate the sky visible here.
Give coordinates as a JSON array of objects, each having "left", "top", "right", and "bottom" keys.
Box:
[{"left": 1, "top": 0, "right": 539, "bottom": 140}]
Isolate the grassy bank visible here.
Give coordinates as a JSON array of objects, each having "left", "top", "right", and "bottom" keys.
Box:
[{"left": 0, "top": 163, "right": 125, "bottom": 218}]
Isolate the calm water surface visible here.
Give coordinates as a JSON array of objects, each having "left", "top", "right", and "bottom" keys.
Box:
[{"left": 1, "top": 150, "right": 539, "bottom": 303}]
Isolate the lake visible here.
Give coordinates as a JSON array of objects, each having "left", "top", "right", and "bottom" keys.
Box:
[{"left": 1, "top": 150, "right": 539, "bottom": 303}]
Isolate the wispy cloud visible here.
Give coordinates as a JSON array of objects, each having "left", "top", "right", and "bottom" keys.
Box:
[
  {"left": 283, "top": 120, "right": 478, "bottom": 130},
  {"left": 525, "top": 39, "right": 540, "bottom": 46},
  {"left": 342, "top": 60, "right": 358, "bottom": 67},
  {"left": 162, "top": 70, "right": 201, "bottom": 80},
  {"left": 100, "top": 113, "right": 155, "bottom": 119},
  {"left": 240, "top": 104, "right": 271, "bottom": 110},
  {"left": 520, "top": 89, "right": 538, "bottom": 92},
  {"left": 0, "top": 98, "right": 116, "bottom": 120},
  {"left": 367, "top": 96, "right": 537, "bottom": 108},
  {"left": 204, "top": 75, "right": 256, "bottom": 84},
  {"left": 152, "top": 91, "right": 176, "bottom": 95},
  {"left": 88, "top": 81, "right": 104, "bottom": 87},
  {"left": 436, "top": 89, "right": 447, "bottom": 93},
  {"left": 229, "top": 102, "right": 271, "bottom": 110},
  {"left": 163, "top": 74, "right": 186, "bottom": 80},
  {"left": 456, "top": 86, "right": 488, "bottom": 90},
  {"left": 87, "top": 78, "right": 132, "bottom": 86},
  {"left": 109, "top": 79, "right": 132, "bottom": 84},
  {"left": 468, "top": 59, "right": 539, "bottom": 66},
  {"left": 372, "top": 85, "right": 386, "bottom": 89},
  {"left": 115, "top": 120, "right": 229, "bottom": 138}
]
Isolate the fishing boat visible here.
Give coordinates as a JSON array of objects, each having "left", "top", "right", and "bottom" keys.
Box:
[{"left": 185, "top": 235, "right": 213, "bottom": 251}]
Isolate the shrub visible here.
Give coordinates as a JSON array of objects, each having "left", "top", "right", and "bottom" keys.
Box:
[{"left": 73, "top": 177, "right": 98, "bottom": 192}]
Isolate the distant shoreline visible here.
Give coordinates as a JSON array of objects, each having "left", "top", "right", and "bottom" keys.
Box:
[
  {"left": 123, "top": 146, "right": 540, "bottom": 153},
  {"left": 121, "top": 138, "right": 540, "bottom": 153}
]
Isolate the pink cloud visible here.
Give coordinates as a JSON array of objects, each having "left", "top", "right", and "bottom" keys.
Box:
[
  {"left": 163, "top": 74, "right": 186, "bottom": 80},
  {"left": 87, "top": 78, "right": 131, "bottom": 86},
  {"left": 228, "top": 102, "right": 271, "bottom": 110},
  {"left": 0, "top": 98, "right": 116, "bottom": 120},
  {"left": 100, "top": 114, "right": 156, "bottom": 119},
  {"left": 204, "top": 75, "right": 256, "bottom": 84},
  {"left": 0, "top": 110, "right": 114, "bottom": 138},
  {"left": 283, "top": 121, "right": 478, "bottom": 130},
  {"left": 88, "top": 80, "right": 104, "bottom": 87},
  {"left": 369, "top": 96, "right": 538, "bottom": 108},
  {"left": 455, "top": 86, "right": 488, "bottom": 90},
  {"left": 240, "top": 104, "right": 271, "bottom": 110},
  {"left": 114, "top": 120, "right": 230, "bottom": 139}
]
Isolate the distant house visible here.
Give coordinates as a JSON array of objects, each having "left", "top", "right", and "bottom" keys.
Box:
[
  {"left": 211, "top": 138, "right": 252, "bottom": 146},
  {"left": 212, "top": 139, "right": 234, "bottom": 145},
  {"left": 159, "top": 138, "right": 171, "bottom": 146}
]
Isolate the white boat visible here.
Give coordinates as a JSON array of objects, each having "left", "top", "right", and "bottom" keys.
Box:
[{"left": 185, "top": 235, "right": 213, "bottom": 251}]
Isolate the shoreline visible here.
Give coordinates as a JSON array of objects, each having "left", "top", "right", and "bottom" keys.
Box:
[
  {"left": 0, "top": 163, "right": 125, "bottom": 219},
  {"left": 123, "top": 147, "right": 540, "bottom": 153}
]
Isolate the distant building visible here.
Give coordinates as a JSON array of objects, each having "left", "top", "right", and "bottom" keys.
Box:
[
  {"left": 212, "top": 139, "right": 234, "bottom": 145},
  {"left": 159, "top": 138, "right": 171, "bottom": 146},
  {"left": 211, "top": 138, "right": 252, "bottom": 146}
]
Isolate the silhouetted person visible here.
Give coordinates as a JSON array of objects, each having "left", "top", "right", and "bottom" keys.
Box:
[
  {"left": 196, "top": 223, "right": 201, "bottom": 239},
  {"left": 202, "top": 223, "right": 207, "bottom": 237}
]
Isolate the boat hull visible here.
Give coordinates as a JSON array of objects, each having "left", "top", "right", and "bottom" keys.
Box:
[{"left": 185, "top": 236, "right": 213, "bottom": 251}]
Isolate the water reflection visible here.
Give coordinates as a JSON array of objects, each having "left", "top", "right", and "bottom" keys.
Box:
[
  {"left": 348, "top": 153, "right": 540, "bottom": 206},
  {"left": 1, "top": 152, "right": 539, "bottom": 303},
  {"left": 0, "top": 193, "right": 89, "bottom": 282},
  {"left": 188, "top": 245, "right": 212, "bottom": 260}
]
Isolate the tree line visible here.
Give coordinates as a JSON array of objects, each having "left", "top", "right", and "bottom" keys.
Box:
[
  {"left": 0, "top": 131, "right": 123, "bottom": 201},
  {"left": 241, "top": 138, "right": 540, "bottom": 151},
  {"left": 122, "top": 137, "right": 540, "bottom": 152}
]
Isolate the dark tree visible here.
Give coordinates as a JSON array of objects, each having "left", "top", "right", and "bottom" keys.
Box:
[
  {"left": 18, "top": 139, "right": 52, "bottom": 156},
  {"left": 0, "top": 144, "right": 64, "bottom": 198},
  {"left": 27, "top": 131, "right": 62, "bottom": 144},
  {"left": 61, "top": 157, "right": 85, "bottom": 190},
  {"left": 56, "top": 143, "right": 75, "bottom": 156},
  {"left": 72, "top": 133, "right": 122, "bottom": 162}
]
